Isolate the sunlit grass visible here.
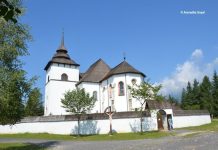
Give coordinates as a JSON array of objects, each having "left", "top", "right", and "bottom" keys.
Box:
[
  {"left": 179, "top": 119, "right": 218, "bottom": 132},
  {"left": 0, "top": 131, "right": 173, "bottom": 141}
]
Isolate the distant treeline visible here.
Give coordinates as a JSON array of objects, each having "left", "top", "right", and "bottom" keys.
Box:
[{"left": 181, "top": 71, "right": 218, "bottom": 117}]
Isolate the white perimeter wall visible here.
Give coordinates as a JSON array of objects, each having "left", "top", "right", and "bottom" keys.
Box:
[
  {"left": 0, "top": 117, "right": 157, "bottom": 135},
  {"left": 173, "top": 115, "right": 211, "bottom": 128},
  {"left": 0, "top": 114, "right": 211, "bottom": 135}
]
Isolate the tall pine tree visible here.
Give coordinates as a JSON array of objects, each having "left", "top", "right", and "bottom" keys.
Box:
[
  {"left": 181, "top": 88, "right": 187, "bottom": 109},
  {"left": 212, "top": 71, "right": 218, "bottom": 116},
  {"left": 185, "top": 81, "right": 193, "bottom": 109},
  {"left": 199, "top": 76, "right": 213, "bottom": 113},
  {"left": 192, "top": 79, "right": 200, "bottom": 109},
  {"left": 181, "top": 80, "right": 201, "bottom": 110}
]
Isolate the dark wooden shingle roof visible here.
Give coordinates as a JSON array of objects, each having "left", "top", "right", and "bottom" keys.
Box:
[
  {"left": 146, "top": 100, "right": 172, "bottom": 109},
  {"left": 102, "top": 61, "right": 145, "bottom": 80},
  {"left": 44, "top": 38, "right": 79, "bottom": 70},
  {"left": 77, "top": 59, "right": 110, "bottom": 84}
]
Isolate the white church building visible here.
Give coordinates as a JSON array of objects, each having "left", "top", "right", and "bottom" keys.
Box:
[
  {"left": 44, "top": 37, "right": 145, "bottom": 116},
  {"left": 0, "top": 36, "right": 211, "bottom": 135}
]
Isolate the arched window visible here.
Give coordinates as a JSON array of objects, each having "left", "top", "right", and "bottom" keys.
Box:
[
  {"left": 118, "top": 81, "right": 125, "bottom": 96},
  {"left": 93, "top": 91, "right": 97, "bottom": 101},
  {"left": 109, "top": 84, "right": 112, "bottom": 98},
  {"left": 131, "top": 78, "right": 137, "bottom": 85},
  {"left": 61, "top": 73, "right": 68, "bottom": 81}
]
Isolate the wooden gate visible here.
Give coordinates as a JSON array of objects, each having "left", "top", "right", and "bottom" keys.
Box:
[
  {"left": 157, "top": 110, "right": 166, "bottom": 130},
  {"left": 157, "top": 113, "right": 163, "bottom": 130}
]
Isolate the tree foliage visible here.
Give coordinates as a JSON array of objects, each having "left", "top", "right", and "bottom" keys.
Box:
[
  {"left": 0, "top": 0, "right": 21, "bottom": 23},
  {"left": 25, "top": 88, "right": 44, "bottom": 116},
  {"left": 0, "top": 0, "right": 33, "bottom": 125},
  {"left": 129, "top": 81, "right": 163, "bottom": 105},
  {"left": 61, "top": 88, "right": 96, "bottom": 135},
  {"left": 212, "top": 71, "right": 218, "bottom": 116},
  {"left": 128, "top": 80, "right": 163, "bottom": 133},
  {"left": 181, "top": 72, "right": 218, "bottom": 116}
]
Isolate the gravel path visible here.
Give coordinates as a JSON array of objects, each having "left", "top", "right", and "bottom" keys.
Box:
[{"left": 0, "top": 131, "right": 217, "bottom": 150}]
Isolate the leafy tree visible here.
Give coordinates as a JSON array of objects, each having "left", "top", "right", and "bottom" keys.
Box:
[
  {"left": 212, "top": 71, "right": 218, "bottom": 116},
  {"left": 25, "top": 88, "right": 44, "bottom": 116},
  {"left": 61, "top": 88, "right": 96, "bottom": 136},
  {"left": 0, "top": 0, "right": 21, "bottom": 23},
  {"left": 128, "top": 80, "right": 162, "bottom": 134},
  {"left": 0, "top": 0, "right": 33, "bottom": 125},
  {"left": 199, "top": 76, "right": 213, "bottom": 113}
]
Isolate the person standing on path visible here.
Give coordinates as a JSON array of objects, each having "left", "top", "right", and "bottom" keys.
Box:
[{"left": 168, "top": 118, "right": 173, "bottom": 130}]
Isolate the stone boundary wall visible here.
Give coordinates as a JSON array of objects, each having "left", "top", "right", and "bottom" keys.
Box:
[
  {"left": 173, "top": 110, "right": 210, "bottom": 116},
  {"left": 21, "top": 111, "right": 151, "bottom": 123}
]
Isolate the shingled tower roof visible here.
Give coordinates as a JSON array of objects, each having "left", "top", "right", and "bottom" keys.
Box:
[
  {"left": 77, "top": 59, "right": 110, "bottom": 84},
  {"left": 44, "top": 34, "right": 79, "bottom": 70},
  {"left": 102, "top": 60, "right": 145, "bottom": 80}
]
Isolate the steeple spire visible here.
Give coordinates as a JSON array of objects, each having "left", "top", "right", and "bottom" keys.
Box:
[
  {"left": 123, "top": 52, "right": 126, "bottom": 61},
  {"left": 57, "top": 30, "right": 67, "bottom": 52},
  {"left": 61, "top": 30, "right": 64, "bottom": 46}
]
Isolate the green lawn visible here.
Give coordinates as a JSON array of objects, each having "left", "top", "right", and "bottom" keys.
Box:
[
  {"left": 0, "top": 131, "right": 173, "bottom": 141},
  {"left": 0, "top": 143, "right": 43, "bottom": 150},
  {"left": 179, "top": 119, "right": 218, "bottom": 132},
  {"left": 0, "top": 132, "right": 173, "bottom": 150}
]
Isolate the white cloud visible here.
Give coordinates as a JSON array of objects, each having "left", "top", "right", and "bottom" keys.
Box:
[
  {"left": 159, "top": 49, "right": 218, "bottom": 98},
  {"left": 191, "top": 49, "right": 203, "bottom": 59}
]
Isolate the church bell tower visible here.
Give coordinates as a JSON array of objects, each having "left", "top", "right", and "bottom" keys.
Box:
[{"left": 44, "top": 34, "right": 80, "bottom": 116}]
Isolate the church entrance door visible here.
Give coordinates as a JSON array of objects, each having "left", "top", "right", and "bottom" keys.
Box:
[{"left": 157, "top": 110, "right": 166, "bottom": 130}]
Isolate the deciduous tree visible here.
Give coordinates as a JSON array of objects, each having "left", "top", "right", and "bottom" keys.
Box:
[
  {"left": 128, "top": 80, "right": 162, "bottom": 134},
  {"left": 0, "top": 0, "right": 21, "bottom": 23},
  {"left": 61, "top": 88, "right": 96, "bottom": 136},
  {"left": 0, "top": 0, "right": 33, "bottom": 125},
  {"left": 25, "top": 88, "right": 44, "bottom": 116}
]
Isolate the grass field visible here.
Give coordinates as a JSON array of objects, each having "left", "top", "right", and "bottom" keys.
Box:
[
  {"left": 0, "top": 131, "right": 172, "bottom": 149},
  {"left": 180, "top": 119, "right": 218, "bottom": 132},
  {"left": 0, "top": 131, "right": 173, "bottom": 141},
  {"left": 0, "top": 143, "right": 43, "bottom": 150}
]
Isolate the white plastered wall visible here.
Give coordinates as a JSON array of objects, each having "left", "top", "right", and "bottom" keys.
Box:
[
  {"left": 45, "top": 63, "right": 79, "bottom": 116},
  {"left": 0, "top": 117, "right": 157, "bottom": 135},
  {"left": 0, "top": 114, "right": 211, "bottom": 135},
  {"left": 173, "top": 115, "right": 211, "bottom": 128},
  {"left": 78, "top": 82, "right": 101, "bottom": 113},
  {"left": 100, "top": 73, "right": 144, "bottom": 112}
]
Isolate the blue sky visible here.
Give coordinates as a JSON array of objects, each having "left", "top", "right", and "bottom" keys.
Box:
[{"left": 21, "top": 0, "right": 218, "bottom": 98}]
